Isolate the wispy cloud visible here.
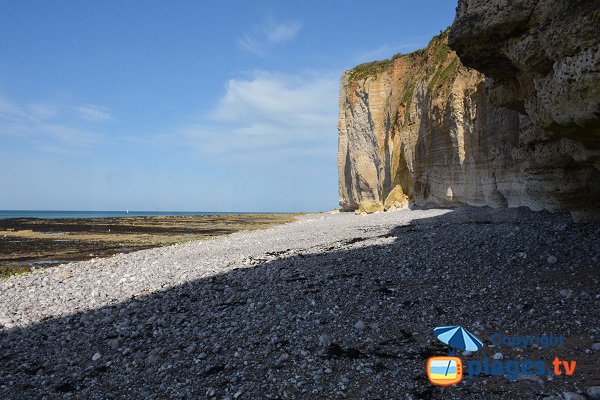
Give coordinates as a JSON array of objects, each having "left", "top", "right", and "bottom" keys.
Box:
[
  {"left": 0, "top": 95, "right": 110, "bottom": 151},
  {"left": 238, "top": 18, "right": 302, "bottom": 56},
  {"left": 76, "top": 104, "right": 113, "bottom": 122},
  {"left": 160, "top": 71, "right": 338, "bottom": 163},
  {"left": 0, "top": 95, "right": 23, "bottom": 117},
  {"left": 29, "top": 103, "right": 58, "bottom": 119},
  {"left": 265, "top": 20, "right": 302, "bottom": 43}
]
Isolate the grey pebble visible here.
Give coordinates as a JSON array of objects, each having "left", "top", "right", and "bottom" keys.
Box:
[
  {"left": 588, "top": 387, "right": 600, "bottom": 400},
  {"left": 563, "top": 393, "right": 586, "bottom": 400},
  {"left": 354, "top": 320, "right": 366, "bottom": 331},
  {"left": 560, "top": 289, "right": 573, "bottom": 298}
]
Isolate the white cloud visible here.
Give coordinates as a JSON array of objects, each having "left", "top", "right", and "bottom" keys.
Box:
[
  {"left": 265, "top": 19, "right": 302, "bottom": 43},
  {"left": 165, "top": 71, "right": 339, "bottom": 163},
  {"left": 29, "top": 103, "right": 58, "bottom": 119},
  {"left": 0, "top": 95, "right": 24, "bottom": 117},
  {"left": 76, "top": 104, "right": 113, "bottom": 122},
  {"left": 238, "top": 34, "right": 266, "bottom": 57},
  {"left": 238, "top": 18, "right": 302, "bottom": 56},
  {"left": 0, "top": 95, "right": 109, "bottom": 150},
  {"left": 213, "top": 72, "right": 334, "bottom": 124}
]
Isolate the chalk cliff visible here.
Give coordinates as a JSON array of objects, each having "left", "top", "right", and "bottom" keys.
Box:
[
  {"left": 449, "top": 0, "right": 600, "bottom": 148},
  {"left": 338, "top": 5, "right": 600, "bottom": 217}
]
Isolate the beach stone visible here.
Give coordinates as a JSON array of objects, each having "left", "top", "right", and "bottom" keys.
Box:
[
  {"left": 560, "top": 289, "right": 573, "bottom": 298},
  {"left": 547, "top": 255, "right": 558, "bottom": 264},
  {"left": 563, "top": 393, "right": 586, "bottom": 400},
  {"left": 275, "top": 353, "right": 289, "bottom": 366},
  {"left": 107, "top": 338, "right": 122, "bottom": 350},
  {"left": 354, "top": 320, "right": 366, "bottom": 331},
  {"left": 91, "top": 352, "right": 101, "bottom": 361},
  {"left": 145, "top": 350, "right": 161, "bottom": 366},
  {"left": 519, "top": 375, "right": 543, "bottom": 385},
  {"left": 588, "top": 387, "right": 600, "bottom": 400},
  {"left": 319, "top": 334, "right": 330, "bottom": 347}
]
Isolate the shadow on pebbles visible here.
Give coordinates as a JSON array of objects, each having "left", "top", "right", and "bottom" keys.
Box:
[{"left": 0, "top": 206, "right": 598, "bottom": 399}]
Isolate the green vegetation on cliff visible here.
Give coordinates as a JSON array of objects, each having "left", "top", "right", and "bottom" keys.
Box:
[
  {"left": 347, "top": 53, "right": 403, "bottom": 82},
  {"left": 430, "top": 29, "right": 451, "bottom": 64},
  {"left": 429, "top": 56, "right": 459, "bottom": 95},
  {"left": 347, "top": 28, "right": 460, "bottom": 129},
  {"left": 346, "top": 28, "right": 454, "bottom": 86}
]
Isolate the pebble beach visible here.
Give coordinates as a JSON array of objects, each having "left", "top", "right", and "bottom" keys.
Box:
[{"left": 0, "top": 207, "right": 599, "bottom": 399}]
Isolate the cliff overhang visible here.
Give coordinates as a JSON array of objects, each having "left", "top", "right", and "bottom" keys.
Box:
[{"left": 338, "top": 3, "right": 600, "bottom": 218}]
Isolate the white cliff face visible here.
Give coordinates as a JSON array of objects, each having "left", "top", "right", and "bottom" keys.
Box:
[
  {"left": 337, "top": 71, "right": 385, "bottom": 209},
  {"left": 338, "top": 32, "right": 600, "bottom": 217}
]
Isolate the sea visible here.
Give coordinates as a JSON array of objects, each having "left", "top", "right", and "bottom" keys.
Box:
[{"left": 0, "top": 210, "right": 268, "bottom": 219}]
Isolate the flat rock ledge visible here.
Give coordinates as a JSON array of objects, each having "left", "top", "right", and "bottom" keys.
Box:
[{"left": 1, "top": 207, "right": 598, "bottom": 399}]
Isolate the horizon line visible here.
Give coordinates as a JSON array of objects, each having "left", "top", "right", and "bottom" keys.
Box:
[{"left": 0, "top": 209, "right": 315, "bottom": 214}]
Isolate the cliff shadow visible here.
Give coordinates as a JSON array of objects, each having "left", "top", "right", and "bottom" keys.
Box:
[
  {"left": 409, "top": 77, "right": 521, "bottom": 209},
  {"left": 407, "top": 86, "right": 464, "bottom": 207},
  {"left": 1, "top": 207, "right": 598, "bottom": 399}
]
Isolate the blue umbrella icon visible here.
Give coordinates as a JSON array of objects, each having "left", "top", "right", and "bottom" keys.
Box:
[{"left": 434, "top": 325, "right": 483, "bottom": 352}]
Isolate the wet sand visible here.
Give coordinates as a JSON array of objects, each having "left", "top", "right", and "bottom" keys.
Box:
[{"left": 0, "top": 214, "right": 298, "bottom": 277}]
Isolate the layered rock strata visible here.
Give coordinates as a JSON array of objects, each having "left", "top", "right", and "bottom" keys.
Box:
[{"left": 338, "top": 28, "right": 599, "bottom": 217}]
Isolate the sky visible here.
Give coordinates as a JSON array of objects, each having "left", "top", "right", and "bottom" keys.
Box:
[{"left": 0, "top": 0, "right": 457, "bottom": 212}]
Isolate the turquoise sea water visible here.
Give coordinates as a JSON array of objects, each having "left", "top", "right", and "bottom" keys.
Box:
[{"left": 0, "top": 210, "right": 270, "bottom": 219}]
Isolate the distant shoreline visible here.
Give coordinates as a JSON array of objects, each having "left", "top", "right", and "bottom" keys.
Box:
[
  {"left": 0, "top": 213, "right": 300, "bottom": 278},
  {"left": 0, "top": 210, "right": 300, "bottom": 220}
]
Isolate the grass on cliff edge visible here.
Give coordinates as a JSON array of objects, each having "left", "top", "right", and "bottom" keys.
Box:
[
  {"left": 346, "top": 28, "right": 460, "bottom": 129},
  {"left": 346, "top": 28, "right": 451, "bottom": 83}
]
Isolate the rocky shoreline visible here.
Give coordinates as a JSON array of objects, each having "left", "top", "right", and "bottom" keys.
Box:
[
  {"left": 0, "top": 214, "right": 297, "bottom": 278},
  {"left": 0, "top": 207, "right": 598, "bottom": 399}
]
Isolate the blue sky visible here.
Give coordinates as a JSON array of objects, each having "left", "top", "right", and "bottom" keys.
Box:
[{"left": 0, "top": 1, "right": 456, "bottom": 212}]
